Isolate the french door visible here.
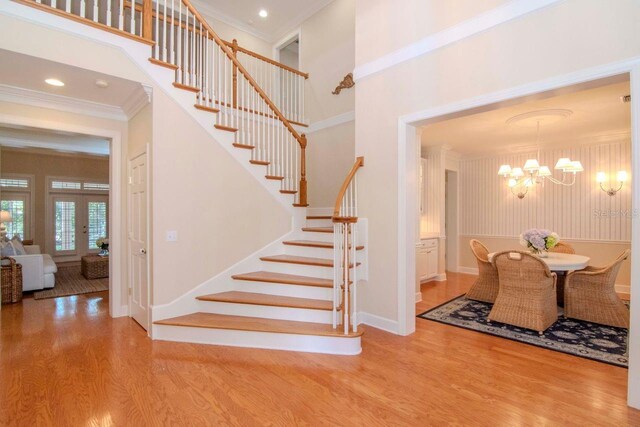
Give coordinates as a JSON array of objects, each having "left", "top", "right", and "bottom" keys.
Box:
[{"left": 52, "top": 195, "right": 109, "bottom": 258}]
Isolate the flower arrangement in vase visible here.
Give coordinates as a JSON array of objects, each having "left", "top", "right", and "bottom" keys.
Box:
[
  {"left": 519, "top": 229, "right": 559, "bottom": 257},
  {"left": 96, "top": 237, "right": 109, "bottom": 257}
]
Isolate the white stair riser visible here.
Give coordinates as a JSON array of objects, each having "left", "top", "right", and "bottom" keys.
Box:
[
  {"left": 305, "top": 218, "right": 333, "bottom": 228},
  {"left": 283, "top": 244, "right": 364, "bottom": 260},
  {"left": 299, "top": 231, "right": 335, "bottom": 243},
  {"left": 152, "top": 324, "right": 362, "bottom": 355},
  {"left": 234, "top": 280, "right": 333, "bottom": 300},
  {"left": 196, "top": 300, "right": 334, "bottom": 324}
]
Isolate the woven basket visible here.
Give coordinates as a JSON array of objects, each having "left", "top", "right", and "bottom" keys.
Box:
[
  {"left": 81, "top": 256, "right": 109, "bottom": 279},
  {"left": 1, "top": 257, "right": 23, "bottom": 304}
]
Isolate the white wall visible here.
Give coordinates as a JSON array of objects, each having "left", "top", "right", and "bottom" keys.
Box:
[
  {"left": 300, "top": 0, "right": 356, "bottom": 208},
  {"left": 354, "top": 0, "right": 640, "bottom": 407},
  {"left": 460, "top": 140, "right": 631, "bottom": 241}
]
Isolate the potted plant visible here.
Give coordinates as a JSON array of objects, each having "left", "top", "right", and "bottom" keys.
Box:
[
  {"left": 96, "top": 237, "right": 109, "bottom": 257},
  {"left": 519, "top": 229, "right": 559, "bottom": 257}
]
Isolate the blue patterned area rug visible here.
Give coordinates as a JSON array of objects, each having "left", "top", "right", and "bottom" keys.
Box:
[{"left": 417, "top": 295, "right": 629, "bottom": 368}]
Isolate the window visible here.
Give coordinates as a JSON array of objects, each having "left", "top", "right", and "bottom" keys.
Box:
[
  {"left": 51, "top": 180, "right": 82, "bottom": 190},
  {"left": 0, "top": 199, "right": 25, "bottom": 239},
  {"left": 0, "top": 178, "right": 29, "bottom": 188},
  {"left": 88, "top": 201, "right": 108, "bottom": 249},
  {"left": 55, "top": 200, "right": 76, "bottom": 251},
  {"left": 83, "top": 182, "right": 110, "bottom": 191}
]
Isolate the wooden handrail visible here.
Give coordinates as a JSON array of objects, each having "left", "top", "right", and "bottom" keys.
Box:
[
  {"left": 333, "top": 157, "right": 364, "bottom": 219},
  {"left": 126, "top": 1, "right": 309, "bottom": 79}
]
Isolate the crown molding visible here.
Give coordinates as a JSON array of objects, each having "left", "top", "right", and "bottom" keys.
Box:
[
  {"left": 122, "top": 84, "right": 152, "bottom": 119},
  {"left": 192, "top": 0, "right": 332, "bottom": 44},
  {"left": 191, "top": 0, "right": 271, "bottom": 42},
  {"left": 0, "top": 84, "right": 151, "bottom": 121},
  {"left": 0, "top": 136, "right": 109, "bottom": 156},
  {"left": 353, "top": 0, "right": 564, "bottom": 81}
]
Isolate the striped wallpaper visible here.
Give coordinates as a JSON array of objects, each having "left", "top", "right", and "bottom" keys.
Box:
[{"left": 459, "top": 139, "right": 632, "bottom": 242}]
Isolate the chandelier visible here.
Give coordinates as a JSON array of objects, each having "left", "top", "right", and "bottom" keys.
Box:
[{"left": 497, "top": 121, "right": 583, "bottom": 199}]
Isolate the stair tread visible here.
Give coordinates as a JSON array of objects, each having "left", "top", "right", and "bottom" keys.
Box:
[
  {"left": 302, "top": 227, "right": 334, "bottom": 233},
  {"left": 260, "top": 254, "right": 360, "bottom": 268},
  {"left": 306, "top": 215, "right": 332, "bottom": 220},
  {"left": 283, "top": 240, "right": 364, "bottom": 250},
  {"left": 232, "top": 271, "right": 333, "bottom": 288},
  {"left": 197, "top": 291, "right": 332, "bottom": 311},
  {"left": 154, "top": 312, "right": 363, "bottom": 338}
]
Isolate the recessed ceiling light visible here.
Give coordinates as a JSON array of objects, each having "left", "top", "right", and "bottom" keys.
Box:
[
  {"left": 259, "top": 9, "right": 268, "bottom": 18},
  {"left": 95, "top": 79, "right": 109, "bottom": 88},
  {"left": 45, "top": 78, "right": 65, "bottom": 87}
]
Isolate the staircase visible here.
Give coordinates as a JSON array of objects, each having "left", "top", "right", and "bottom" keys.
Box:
[
  {"left": 13, "top": 0, "right": 365, "bottom": 355},
  {"left": 153, "top": 215, "right": 364, "bottom": 354}
]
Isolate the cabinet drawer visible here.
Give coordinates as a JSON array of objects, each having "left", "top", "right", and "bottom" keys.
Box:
[{"left": 421, "top": 238, "right": 438, "bottom": 248}]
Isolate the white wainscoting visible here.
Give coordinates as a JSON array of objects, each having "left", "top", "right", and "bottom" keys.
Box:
[{"left": 460, "top": 140, "right": 632, "bottom": 241}]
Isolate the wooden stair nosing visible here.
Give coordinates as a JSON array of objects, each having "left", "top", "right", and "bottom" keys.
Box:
[
  {"left": 194, "top": 104, "right": 220, "bottom": 114},
  {"left": 153, "top": 312, "right": 363, "bottom": 338},
  {"left": 149, "top": 57, "right": 178, "bottom": 70},
  {"left": 260, "top": 254, "right": 360, "bottom": 268},
  {"left": 173, "top": 82, "right": 200, "bottom": 93},
  {"left": 283, "top": 240, "right": 364, "bottom": 251},
  {"left": 301, "top": 227, "right": 334, "bottom": 233},
  {"left": 233, "top": 143, "right": 254, "bottom": 150},
  {"left": 265, "top": 175, "right": 284, "bottom": 180},
  {"left": 215, "top": 124, "right": 239, "bottom": 133},
  {"left": 280, "top": 189, "right": 297, "bottom": 194},
  {"left": 232, "top": 271, "right": 351, "bottom": 289},
  {"left": 250, "top": 160, "right": 270, "bottom": 166},
  {"left": 293, "top": 203, "right": 310, "bottom": 208},
  {"left": 196, "top": 291, "right": 332, "bottom": 311},
  {"left": 306, "top": 215, "right": 332, "bottom": 220}
]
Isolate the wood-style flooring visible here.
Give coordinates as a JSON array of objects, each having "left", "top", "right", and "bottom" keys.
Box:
[{"left": 1, "top": 273, "right": 638, "bottom": 426}]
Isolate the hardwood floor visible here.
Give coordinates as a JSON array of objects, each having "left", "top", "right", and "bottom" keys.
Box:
[{"left": 1, "top": 275, "right": 638, "bottom": 426}]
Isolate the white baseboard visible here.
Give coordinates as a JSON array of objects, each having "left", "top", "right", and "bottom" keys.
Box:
[
  {"left": 415, "top": 291, "right": 422, "bottom": 303},
  {"left": 458, "top": 266, "right": 479, "bottom": 275},
  {"left": 357, "top": 311, "right": 399, "bottom": 334}
]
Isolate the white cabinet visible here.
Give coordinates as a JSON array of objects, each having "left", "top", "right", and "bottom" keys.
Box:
[{"left": 417, "top": 238, "right": 439, "bottom": 282}]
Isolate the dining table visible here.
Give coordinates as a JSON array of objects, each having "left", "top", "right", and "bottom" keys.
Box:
[{"left": 487, "top": 251, "right": 590, "bottom": 306}]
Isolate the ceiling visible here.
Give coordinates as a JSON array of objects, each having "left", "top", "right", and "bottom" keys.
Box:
[
  {"left": 0, "top": 125, "right": 110, "bottom": 156},
  {"left": 193, "top": 0, "right": 333, "bottom": 41},
  {"left": 0, "top": 49, "right": 144, "bottom": 108},
  {"left": 421, "top": 79, "right": 631, "bottom": 157}
]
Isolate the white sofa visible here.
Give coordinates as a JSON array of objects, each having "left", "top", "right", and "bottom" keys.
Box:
[{"left": 10, "top": 245, "right": 57, "bottom": 291}]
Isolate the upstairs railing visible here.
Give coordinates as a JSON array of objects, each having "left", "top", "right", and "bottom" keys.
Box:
[
  {"left": 332, "top": 156, "right": 364, "bottom": 335},
  {"left": 18, "top": 0, "right": 310, "bottom": 206}
]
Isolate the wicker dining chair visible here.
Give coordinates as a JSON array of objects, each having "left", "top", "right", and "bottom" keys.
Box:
[
  {"left": 489, "top": 251, "right": 558, "bottom": 334},
  {"left": 564, "top": 250, "right": 630, "bottom": 328},
  {"left": 549, "top": 242, "right": 575, "bottom": 254},
  {"left": 466, "top": 239, "right": 499, "bottom": 303}
]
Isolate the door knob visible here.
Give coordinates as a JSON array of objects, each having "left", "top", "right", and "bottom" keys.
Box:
[{"left": 140, "top": 248, "right": 147, "bottom": 254}]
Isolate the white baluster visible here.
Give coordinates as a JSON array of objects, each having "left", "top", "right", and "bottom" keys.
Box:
[
  {"left": 65, "top": 0, "right": 71, "bottom": 13},
  {"left": 51, "top": 0, "right": 57, "bottom": 9},
  {"left": 177, "top": 1, "right": 182, "bottom": 82},
  {"left": 92, "top": 0, "right": 98, "bottom": 22},
  {"left": 190, "top": 11, "right": 195, "bottom": 87},
  {"left": 80, "top": 0, "right": 86, "bottom": 18},
  {"left": 106, "top": 0, "right": 112, "bottom": 27},
  {"left": 129, "top": 0, "right": 134, "bottom": 34},
  {"left": 343, "top": 223, "right": 349, "bottom": 335},
  {"left": 169, "top": 0, "right": 175, "bottom": 64},
  {"left": 351, "top": 224, "right": 357, "bottom": 332},
  {"left": 118, "top": 0, "right": 124, "bottom": 30},
  {"left": 153, "top": 0, "right": 159, "bottom": 59},
  {"left": 161, "top": 0, "right": 167, "bottom": 61}
]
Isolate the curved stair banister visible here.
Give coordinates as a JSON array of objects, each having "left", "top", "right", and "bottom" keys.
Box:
[
  {"left": 332, "top": 156, "right": 364, "bottom": 334},
  {"left": 154, "top": 0, "right": 309, "bottom": 206},
  {"left": 16, "top": 0, "right": 310, "bottom": 207}
]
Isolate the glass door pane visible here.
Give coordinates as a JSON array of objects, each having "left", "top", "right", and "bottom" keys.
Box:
[
  {"left": 1, "top": 198, "right": 25, "bottom": 239},
  {"left": 87, "top": 201, "right": 108, "bottom": 250},
  {"left": 55, "top": 200, "right": 76, "bottom": 251}
]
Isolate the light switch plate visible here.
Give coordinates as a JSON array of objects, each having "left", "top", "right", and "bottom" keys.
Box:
[{"left": 166, "top": 230, "right": 178, "bottom": 242}]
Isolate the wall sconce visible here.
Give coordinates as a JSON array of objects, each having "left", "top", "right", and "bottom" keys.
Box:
[{"left": 596, "top": 170, "right": 627, "bottom": 196}]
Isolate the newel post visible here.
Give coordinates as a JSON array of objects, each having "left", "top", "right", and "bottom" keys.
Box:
[
  {"left": 299, "top": 134, "right": 308, "bottom": 206},
  {"left": 142, "top": 0, "right": 153, "bottom": 41},
  {"left": 232, "top": 39, "right": 239, "bottom": 108}
]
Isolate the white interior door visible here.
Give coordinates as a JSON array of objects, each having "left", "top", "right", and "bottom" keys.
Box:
[{"left": 128, "top": 152, "right": 149, "bottom": 330}]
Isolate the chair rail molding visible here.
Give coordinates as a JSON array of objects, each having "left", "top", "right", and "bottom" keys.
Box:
[
  {"left": 353, "top": 0, "right": 564, "bottom": 81},
  {"left": 306, "top": 110, "right": 355, "bottom": 134}
]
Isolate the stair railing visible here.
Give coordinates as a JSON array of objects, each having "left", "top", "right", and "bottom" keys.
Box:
[
  {"left": 16, "top": 0, "right": 310, "bottom": 206},
  {"left": 332, "top": 156, "right": 364, "bottom": 335}
]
